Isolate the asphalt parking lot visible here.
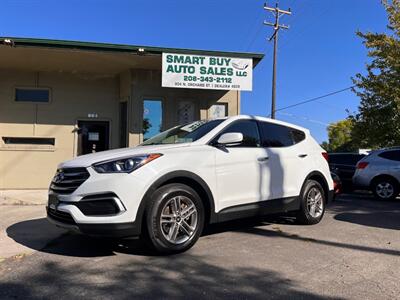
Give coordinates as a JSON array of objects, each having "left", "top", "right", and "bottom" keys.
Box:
[{"left": 0, "top": 193, "right": 399, "bottom": 300}]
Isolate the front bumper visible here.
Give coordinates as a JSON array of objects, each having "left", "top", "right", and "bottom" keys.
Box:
[
  {"left": 47, "top": 208, "right": 140, "bottom": 238},
  {"left": 46, "top": 165, "right": 153, "bottom": 238}
]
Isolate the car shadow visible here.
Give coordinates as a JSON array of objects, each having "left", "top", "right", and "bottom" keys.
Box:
[
  {"left": 7, "top": 195, "right": 400, "bottom": 258},
  {"left": 329, "top": 193, "right": 400, "bottom": 230},
  {"left": 334, "top": 211, "right": 400, "bottom": 230},
  {"left": 0, "top": 250, "right": 333, "bottom": 300},
  {"left": 6, "top": 214, "right": 297, "bottom": 258}
]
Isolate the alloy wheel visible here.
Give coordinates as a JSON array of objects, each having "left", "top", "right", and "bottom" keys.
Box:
[
  {"left": 376, "top": 182, "right": 394, "bottom": 199},
  {"left": 159, "top": 195, "right": 198, "bottom": 244},
  {"left": 306, "top": 187, "right": 324, "bottom": 218}
]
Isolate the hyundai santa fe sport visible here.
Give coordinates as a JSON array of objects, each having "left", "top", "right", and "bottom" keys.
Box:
[{"left": 47, "top": 115, "right": 334, "bottom": 253}]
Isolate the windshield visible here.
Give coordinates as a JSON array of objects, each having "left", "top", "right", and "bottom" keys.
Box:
[{"left": 141, "top": 119, "right": 224, "bottom": 146}]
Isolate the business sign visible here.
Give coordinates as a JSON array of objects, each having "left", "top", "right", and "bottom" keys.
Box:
[{"left": 162, "top": 53, "right": 252, "bottom": 91}]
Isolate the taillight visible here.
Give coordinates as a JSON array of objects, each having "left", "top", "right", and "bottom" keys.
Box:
[
  {"left": 333, "top": 180, "right": 338, "bottom": 189},
  {"left": 322, "top": 152, "right": 329, "bottom": 162},
  {"left": 357, "top": 161, "right": 369, "bottom": 169}
]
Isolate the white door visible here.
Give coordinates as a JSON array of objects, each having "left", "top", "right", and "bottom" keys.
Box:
[
  {"left": 258, "top": 121, "right": 311, "bottom": 199},
  {"left": 213, "top": 120, "right": 272, "bottom": 210}
]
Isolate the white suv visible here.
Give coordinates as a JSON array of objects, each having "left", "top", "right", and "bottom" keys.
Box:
[
  {"left": 353, "top": 148, "right": 400, "bottom": 200},
  {"left": 47, "top": 115, "right": 333, "bottom": 253}
]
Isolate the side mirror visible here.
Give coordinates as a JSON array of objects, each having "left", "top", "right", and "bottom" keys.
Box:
[{"left": 217, "top": 132, "right": 243, "bottom": 146}]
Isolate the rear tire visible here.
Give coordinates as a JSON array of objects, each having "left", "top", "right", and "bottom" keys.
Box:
[
  {"left": 144, "top": 183, "right": 204, "bottom": 254},
  {"left": 371, "top": 177, "right": 399, "bottom": 201},
  {"left": 296, "top": 180, "right": 326, "bottom": 225}
]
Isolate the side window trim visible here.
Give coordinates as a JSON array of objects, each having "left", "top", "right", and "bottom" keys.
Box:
[{"left": 208, "top": 119, "right": 261, "bottom": 148}]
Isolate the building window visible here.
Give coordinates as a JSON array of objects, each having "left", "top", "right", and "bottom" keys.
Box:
[
  {"left": 15, "top": 88, "right": 50, "bottom": 103},
  {"left": 209, "top": 103, "right": 228, "bottom": 119},
  {"left": 2, "top": 137, "right": 55, "bottom": 146},
  {"left": 143, "top": 99, "right": 163, "bottom": 141}
]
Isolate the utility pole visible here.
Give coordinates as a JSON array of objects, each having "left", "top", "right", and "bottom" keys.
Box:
[{"left": 264, "top": 2, "right": 291, "bottom": 119}]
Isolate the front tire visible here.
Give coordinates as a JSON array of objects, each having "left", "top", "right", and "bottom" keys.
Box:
[
  {"left": 145, "top": 183, "right": 205, "bottom": 254},
  {"left": 372, "top": 177, "right": 399, "bottom": 201},
  {"left": 296, "top": 180, "right": 326, "bottom": 225}
]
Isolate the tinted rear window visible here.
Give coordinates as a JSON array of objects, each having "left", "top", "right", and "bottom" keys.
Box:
[
  {"left": 328, "top": 154, "right": 365, "bottom": 165},
  {"left": 378, "top": 150, "right": 400, "bottom": 161},
  {"left": 291, "top": 129, "right": 306, "bottom": 144},
  {"left": 258, "top": 122, "right": 303, "bottom": 147}
]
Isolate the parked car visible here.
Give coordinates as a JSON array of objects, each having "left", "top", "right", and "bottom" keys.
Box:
[
  {"left": 331, "top": 172, "right": 342, "bottom": 196},
  {"left": 328, "top": 153, "right": 366, "bottom": 191},
  {"left": 47, "top": 115, "right": 334, "bottom": 253},
  {"left": 353, "top": 148, "right": 400, "bottom": 201}
]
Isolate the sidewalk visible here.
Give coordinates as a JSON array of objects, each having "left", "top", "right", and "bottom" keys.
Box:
[
  {"left": 0, "top": 189, "right": 48, "bottom": 206},
  {"left": 0, "top": 190, "right": 65, "bottom": 260}
]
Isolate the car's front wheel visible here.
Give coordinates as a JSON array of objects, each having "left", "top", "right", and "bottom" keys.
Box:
[
  {"left": 296, "top": 180, "right": 326, "bottom": 225},
  {"left": 145, "top": 183, "right": 204, "bottom": 254}
]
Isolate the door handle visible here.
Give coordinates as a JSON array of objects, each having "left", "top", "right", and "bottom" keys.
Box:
[
  {"left": 257, "top": 157, "right": 269, "bottom": 162},
  {"left": 298, "top": 154, "right": 308, "bottom": 158}
]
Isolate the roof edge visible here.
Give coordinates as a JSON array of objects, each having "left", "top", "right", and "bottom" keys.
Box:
[{"left": 0, "top": 37, "right": 264, "bottom": 64}]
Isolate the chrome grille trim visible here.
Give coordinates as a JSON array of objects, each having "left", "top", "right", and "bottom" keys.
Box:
[{"left": 50, "top": 167, "right": 90, "bottom": 194}]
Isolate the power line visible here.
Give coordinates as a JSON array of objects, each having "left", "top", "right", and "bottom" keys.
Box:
[
  {"left": 245, "top": 6, "right": 266, "bottom": 52},
  {"left": 277, "top": 112, "right": 329, "bottom": 126},
  {"left": 278, "top": 2, "right": 332, "bottom": 51},
  {"left": 246, "top": 23, "right": 264, "bottom": 52},
  {"left": 268, "top": 86, "right": 355, "bottom": 117}
]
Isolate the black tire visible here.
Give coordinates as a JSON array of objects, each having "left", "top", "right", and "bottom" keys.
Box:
[
  {"left": 144, "top": 183, "right": 205, "bottom": 254},
  {"left": 371, "top": 177, "right": 399, "bottom": 201},
  {"left": 296, "top": 180, "right": 326, "bottom": 225}
]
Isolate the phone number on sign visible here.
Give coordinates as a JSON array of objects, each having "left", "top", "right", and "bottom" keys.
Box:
[{"left": 183, "top": 76, "right": 232, "bottom": 84}]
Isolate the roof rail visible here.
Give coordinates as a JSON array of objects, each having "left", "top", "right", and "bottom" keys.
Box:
[{"left": 380, "top": 146, "right": 400, "bottom": 150}]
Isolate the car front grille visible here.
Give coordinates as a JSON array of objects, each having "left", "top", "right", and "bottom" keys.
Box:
[
  {"left": 50, "top": 168, "right": 90, "bottom": 194},
  {"left": 47, "top": 207, "right": 76, "bottom": 225}
]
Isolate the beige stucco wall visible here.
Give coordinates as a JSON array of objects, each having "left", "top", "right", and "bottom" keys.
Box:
[
  {"left": 0, "top": 70, "right": 119, "bottom": 189},
  {"left": 0, "top": 68, "right": 240, "bottom": 189}
]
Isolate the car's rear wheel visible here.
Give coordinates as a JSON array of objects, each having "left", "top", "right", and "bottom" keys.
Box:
[
  {"left": 372, "top": 177, "right": 399, "bottom": 201},
  {"left": 296, "top": 180, "right": 326, "bottom": 225},
  {"left": 145, "top": 183, "right": 204, "bottom": 254}
]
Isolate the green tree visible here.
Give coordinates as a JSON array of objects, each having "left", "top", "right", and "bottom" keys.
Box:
[
  {"left": 327, "top": 119, "right": 355, "bottom": 152},
  {"left": 320, "top": 141, "right": 331, "bottom": 152},
  {"left": 142, "top": 118, "right": 152, "bottom": 135},
  {"left": 351, "top": 0, "right": 400, "bottom": 148}
]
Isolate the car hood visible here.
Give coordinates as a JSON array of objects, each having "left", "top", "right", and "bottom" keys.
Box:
[{"left": 59, "top": 143, "right": 191, "bottom": 168}]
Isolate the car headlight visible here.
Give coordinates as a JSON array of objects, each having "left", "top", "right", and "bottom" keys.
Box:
[{"left": 92, "top": 153, "right": 162, "bottom": 173}]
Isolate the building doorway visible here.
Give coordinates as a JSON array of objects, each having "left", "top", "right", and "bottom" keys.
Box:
[{"left": 77, "top": 120, "right": 110, "bottom": 155}]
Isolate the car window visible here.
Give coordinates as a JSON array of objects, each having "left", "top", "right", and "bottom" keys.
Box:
[
  {"left": 378, "top": 150, "right": 400, "bottom": 161},
  {"left": 351, "top": 155, "right": 365, "bottom": 164},
  {"left": 214, "top": 120, "right": 261, "bottom": 147},
  {"left": 328, "top": 154, "right": 365, "bottom": 165},
  {"left": 291, "top": 129, "right": 306, "bottom": 144},
  {"left": 141, "top": 119, "right": 224, "bottom": 145},
  {"left": 258, "top": 121, "right": 294, "bottom": 147}
]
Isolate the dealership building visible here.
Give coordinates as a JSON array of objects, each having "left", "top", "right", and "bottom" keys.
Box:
[{"left": 0, "top": 37, "right": 263, "bottom": 189}]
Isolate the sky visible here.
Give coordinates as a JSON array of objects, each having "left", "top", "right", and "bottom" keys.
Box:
[{"left": 0, "top": 0, "right": 391, "bottom": 142}]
